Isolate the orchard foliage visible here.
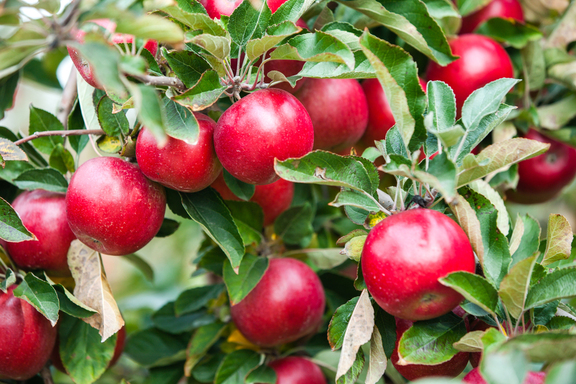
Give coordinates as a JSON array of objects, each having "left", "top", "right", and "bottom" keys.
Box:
[{"left": 1, "top": 0, "right": 576, "bottom": 383}]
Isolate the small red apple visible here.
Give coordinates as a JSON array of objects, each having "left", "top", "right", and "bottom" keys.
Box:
[
  {"left": 5, "top": 190, "right": 76, "bottom": 276},
  {"left": 211, "top": 173, "right": 294, "bottom": 226},
  {"left": 268, "top": 356, "right": 327, "bottom": 384},
  {"left": 392, "top": 318, "right": 469, "bottom": 380},
  {"left": 463, "top": 368, "right": 545, "bottom": 384},
  {"left": 136, "top": 113, "right": 222, "bottom": 193},
  {"left": 230, "top": 257, "right": 325, "bottom": 347},
  {"left": 214, "top": 88, "right": 314, "bottom": 185},
  {"left": 199, "top": 0, "right": 290, "bottom": 18},
  {"left": 506, "top": 129, "right": 576, "bottom": 204},
  {"left": 50, "top": 326, "right": 126, "bottom": 372},
  {"left": 361, "top": 208, "right": 476, "bottom": 321},
  {"left": 66, "top": 157, "right": 166, "bottom": 256},
  {"left": 425, "top": 34, "right": 514, "bottom": 113},
  {"left": 460, "top": 0, "right": 524, "bottom": 34},
  {"left": 0, "top": 285, "right": 57, "bottom": 380},
  {"left": 295, "top": 78, "right": 369, "bottom": 152}
]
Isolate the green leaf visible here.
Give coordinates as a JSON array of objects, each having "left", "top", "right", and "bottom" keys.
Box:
[
  {"left": 123, "top": 253, "right": 155, "bottom": 282},
  {"left": 52, "top": 285, "right": 97, "bottom": 318},
  {"left": 546, "top": 360, "right": 576, "bottom": 384},
  {"left": 113, "top": 14, "right": 184, "bottom": 44},
  {"left": 521, "top": 40, "right": 546, "bottom": 91},
  {"left": 28, "top": 105, "right": 64, "bottom": 155},
  {"left": 286, "top": 248, "right": 349, "bottom": 269},
  {"left": 542, "top": 214, "right": 573, "bottom": 266},
  {"left": 0, "top": 196, "right": 35, "bottom": 242},
  {"left": 468, "top": 179, "right": 509, "bottom": 237},
  {"left": 161, "top": 6, "right": 227, "bottom": 36},
  {"left": 214, "top": 349, "right": 261, "bottom": 384},
  {"left": 439, "top": 271, "right": 498, "bottom": 316},
  {"left": 498, "top": 256, "right": 537, "bottom": 319},
  {"left": 0, "top": 268, "right": 16, "bottom": 293},
  {"left": 274, "top": 203, "right": 313, "bottom": 246},
  {"left": 223, "top": 169, "right": 255, "bottom": 201},
  {"left": 13, "top": 272, "right": 59, "bottom": 325},
  {"left": 163, "top": 98, "right": 200, "bottom": 143},
  {"left": 48, "top": 144, "right": 75, "bottom": 174},
  {"left": 328, "top": 296, "right": 359, "bottom": 350},
  {"left": 229, "top": 0, "right": 271, "bottom": 46},
  {"left": 0, "top": 71, "right": 19, "bottom": 120},
  {"left": 425, "top": 80, "right": 456, "bottom": 154},
  {"left": 476, "top": 18, "right": 543, "bottom": 49},
  {"left": 128, "top": 83, "right": 167, "bottom": 145},
  {"left": 337, "top": 348, "right": 365, "bottom": 384},
  {"left": 223, "top": 254, "right": 269, "bottom": 305},
  {"left": 331, "top": 189, "right": 381, "bottom": 213},
  {"left": 398, "top": 312, "right": 467, "bottom": 365},
  {"left": 298, "top": 50, "right": 375, "bottom": 79},
  {"left": 59, "top": 314, "right": 117, "bottom": 383},
  {"left": 374, "top": 306, "right": 396, "bottom": 358},
  {"left": 188, "top": 34, "right": 231, "bottom": 60},
  {"left": 74, "top": 41, "right": 127, "bottom": 98},
  {"left": 173, "top": 70, "right": 227, "bottom": 111},
  {"left": 185, "top": 322, "right": 227, "bottom": 375},
  {"left": 163, "top": 49, "right": 211, "bottom": 88},
  {"left": 456, "top": 0, "right": 491, "bottom": 15},
  {"left": 97, "top": 96, "right": 129, "bottom": 136},
  {"left": 497, "top": 332, "right": 576, "bottom": 363},
  {"left": 245, "top": 364, "right": 277, "bottom": 384},
  {"left": 421, "top": 0, "right": 461, "bottom": 36},
  {"left": 145, "top": 363, "right": 186, "bottom": 384},
  {"left": 225, "top": 200, "right": 263, "bottom": 245},
  {"left": 246, "top": 21, "right": 302, "bottom": 61},
  {"left": 67, "top": 100, "right": 89, "bottom": 155},
  {"left": 269, "top": 0, "right": 314, "bottom": 25},
  {"left": 13, "top": 168, "right": 68, "bottom": 193},
  {"left": 76, "top": 73, "right": 101, "bottom": 133},
  {"left": 480, "top": 347, "right": 530, "bottom": 384},
  {"left": 414, "top": 152, "right": 457, "bottom": 201},
  {"left": 175, "top": 284, "right": 225, "bottom": 316},
  {"left": 156, "top": 218, "right": 180, "bottom": 238},
  {"left": 537, "top": 95, "right": 576, "bottom": 130},
  {"left": 151, "top": 302, "right": 215, "bottom": 334},
  {"left": 525, "top": 267, "right": 576, "bottom": 310},
  {"left": 180, "top": 189, "right": 245, "bottom": 272},
  {"left": 510, "top": 214, "right": 541, "bottom": 267},
  {"left": 125, "top": 328, "right": 188, "bottom": 367}
]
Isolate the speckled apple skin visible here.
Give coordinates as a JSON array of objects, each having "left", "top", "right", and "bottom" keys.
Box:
[
  {"left": 460, "top": 0, "right": 524, "bottom": 34},
  {"left": 6, "top": 190, "right": 76, "bottom": 276},
  {"left": 269, "top": 356, "right": 327, "bottom": 384},
  {"left": 136, "top": 113, "right": 221, "bottom": 193},
  {"left": 66, "top": 157, "right": 166, "bottom": 256},
  {"left": 0, "top": 285, "right": 57, "bottom": 380},
  {"left": 214, "top": 89, "right": 314, "bottom": 185},
  {"left": 361, "top": 209, "right": 476, "bottom": 321},
  {"left": 230, "top": 258, "right": 325, "bottom": 347}
]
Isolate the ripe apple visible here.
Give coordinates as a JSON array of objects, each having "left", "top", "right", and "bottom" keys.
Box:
[
  {"left": 66, "top": 157, "right": 166, "bottom": 255},
  {"left": 268, "top": 356, "right": 327, "bottom": 384},
  {"left": 425, "top": 34, "right": 514, "bottom": 112},
  {"left": 68, "top": 19, "right": 158, "bottom": 89},
  {"left": 361, "top": 208, "right": 476, "bottom": 321},
  {"left": 506, "top": 129, "right": 576, "bottom": 204},
  {"left": 5, "top": 190, "right": 76, "bottom": 276},
  {"left": 463, "top": 368, "right": 545, "bottom": 384},
  {"left": 230, "top": 257, "right": 325, "bottom": 347},
  {"left": 361, "top": 78, "right": 426, "bottom": 147},
  {"left": 50, "top": 326, "right": 126, "bottom": 372},
  {"left": 295, "top": 78, "right": 369, "bottom": 152},
  {"left": 200, "top": 0, "right": 290, "bottom": 18},
  {"left": 136, "top": 113, "right": 222, "bottom": 192},
  {"left": 211, "top": 173, "right": 294, "bottom": 226},
  {"left": 214, "top": 88, "right": 314, "bottom": 185},
  {"left": 460, "top": 0, "right": 525, "bottom": 34},
  {"left": 0, "top": 285, "right": 57, "bottom": 380},
  {"left": 392, "top": 318, "right": 469, "bottom": 380}
]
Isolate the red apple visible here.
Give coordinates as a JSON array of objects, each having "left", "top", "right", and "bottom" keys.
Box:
[
  {"left": 211, "top": 173, "right": 294, "bottom": 226},
  {"left": 361, "top": 208, "right": 476, "bottom": 321},
  {"left": 5, "top": 190, "right": 76, "bottom": 276},
  {"left": 230, "top": 257, "right": 325, "bottom": 347},
  {"left": 460, "top": 0, "right": 524, "bottom": 34},
  {"left": 295, "top": 78, "right": 368, "bottom": 152},
  {"left": 361, "top": 78, "right": 426, "bottom": 147},
  {"left": 50, "top": 326, "right": 126, "bottom": 372},
  {"left": 392, "top": 318, "right": 469, "bottom": 380},
  {"left": 0, "top": 285, "right": 57, "bottom": 380},
  {"left": 425, "top": 34, "right": 514, "bottom": 112},
  {"left": 463, "top": 368, "right": 545, "bottom": 384},
  {"left": 506, "top": 129, "right": 576, "bottom": 204},
  {"left": 214, "top": 88, "right": 314, "bottom": 185},
  {"left": 268, "top": 356, "right": 327, "bottom": 384},
  {"left": 199, "top": 0, "right": 243, "bottom": 18},
  {"left": 136, "top": 113, "right": 222, "bottom": 192},
  {"left": 66, "top": 157, "right": 166, "bottom": 255}
]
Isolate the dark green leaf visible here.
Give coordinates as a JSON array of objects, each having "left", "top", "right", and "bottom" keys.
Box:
[
  {"left": 225, "top": 200, "right": 263, "bottom": 246},
  {"left": 144, "top": 363, "right": 185, "bottom": 384},
  {"left": 28, "top": 106, "right": 64, "bottom": 154},
  {"left": 129, "top": 83, "right": 167, "bottom": 145},
  {"left": 163, "top": 49, "right": 211, "bottom": 89},
  {"left": 439, "top": 271, "right": 498, "bottom": 315},
  {"left": 67, "top": 100, "right": 89, "bottom": 154},
  {"left": 53, "top": 285, "right": 96, "bottom": 318},
  {"left": 185, "top": 322, "right": 227, "bottom": 374},
  {"left": 229, "top": 0, "right": 271, "bottom": 46},
  {"left": 374, "top": 306, "right": 396, "bottom": 358},
  {"left": 223, "top": 169, "right": 255, "bottom": 201},
  {"left": 510, "top": 214, "right": 540, "bottom": 267},
  {"left": 151, "top": 302, "right": 215, "bottom": 334},
  {"left": 214, "top": 349, "right": 260, "bottom": 384},
  {"left": 0, "top": 196, "right": 35, "bottom": 242},
  {"left": 97, "top": 96, "right": 129, "bottom": 136},
  {"left": 0, "top": 71, "right": 19, "bottom": 120},
  {"left": 498, "top": 332, "right": 576, "bottom": 363},
  {"left": 525, "top": 267, "right": 576, "bottom": 310},
  {"left": 162, "top": 5, "right": 227, "bottom": 36},
  {"left": 123, "top": 253, "right": 155, "bottom": 282},
  {"left": 0, "top": 268, "right": 16, "bottom": 293},
  {"left": 13, "top": 272, "right": 59, "bottom": 325},
  {"left": 175, "top": 284, "right": 225, "bottom": 315},
  {"left": 125, "top": 328, "right": 188, "bottom": 367},
  {"left": 337, "top": 348, "right": 364, "bottom": 384},
  {"left": 173, "top": 70, "right": 227, "bottom": 111},
  {"left": 223, "top": 253, "right": 269, "bottom": 305},
  {"left": 48, "top": 144, "right": 75, "bottom": 174},
  {"left": 245, "top": 364, "right": 276, "bottom": 384},
  {"left": 13, "top": 168, "right": 68, "bottom": 193},
  {"left": 156, "top": 218, "right": 181, "bottom": 238},
  {"left": 328, "top": 296, "right": 359, "bottom": 350},
  {"left": 163, "top": 97, "right": 201, "bottom": 144},
  {"left": 274, "top": 202, "right": 313, "bottom": 246},
  {"left": 476, "top": 18, "right": 542, "bottom": 49}
]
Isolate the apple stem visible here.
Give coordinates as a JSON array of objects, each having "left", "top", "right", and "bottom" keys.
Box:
[
  {"left": 130, "top": 74, "right": 186, "bottom": 92},
  {"left": 56, "top": 66, "right": 78, "bottom": 127},
  {"left": 40, "top": 365, "right": 54, "bottom": 384},
  {"left": 14, "top": 129, "right": 105, "bottom": 146}
]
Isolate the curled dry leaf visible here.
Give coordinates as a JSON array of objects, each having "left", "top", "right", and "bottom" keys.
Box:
[
  {"left": 449, "top": 194, "right": 485, "bottom": 265},
  {"left": 68, "top": 240, "right": 124, "bottom": 341}
]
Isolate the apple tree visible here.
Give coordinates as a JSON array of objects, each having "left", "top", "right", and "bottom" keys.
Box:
[{"left": 1, "top": 0, "right": 576, "bottom": 383}]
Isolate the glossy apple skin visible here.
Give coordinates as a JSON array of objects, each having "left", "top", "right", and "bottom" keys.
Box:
[
  {"left": 463, "top": 368, "right": 545, "bottom": 384},
  {"left": 296, "top": 78, "right": 369, "bottom": 152},
  {"left": 0, "top": 285, "right": 57, "bottom": 380},
  {"left": 230, "top": 257, "right": 325, "bottom": 347},
  {"left": 51, "top": 326, "right": 126, "bottom": 372},
  {"left": 392, "top": 318, "right": 469, "bottom": 380},
  {"left": 507, "top": 129, "right": 576, "bottom": 204},
  {"left": 361, "top": 209, "right": 476, "bottom": 321},
  {"left": 425, "top": 34, "right": 514, "bottom": 112},
  {"left": 361, "top": 78, "right": 426, "bottom": 147},
  {"left": 460, "top": 0, "right": 524, "bottom": 34},
  {"left": 5, "top": 190, "right": 76, "bottom": 276},
  {"left": 136, "top": 113, "right": 221, "bottom": 192},
  {"left": 68, "top": 19, "right": 158, "bottom": 89},
  {"left": 211, "top": 173, "right": 294, "bottom": 226},
  {"left": 199, "top": 0, "right": 243, "bottom": 18},
  {"left": 214, "top": 89, "right": 314, "bottom": 185},
  {"left": 66, "top": 157, "right": 166, "bottom": 255},
  {"left": 269, "top": 356, "right": 327, "bottom": 384}
]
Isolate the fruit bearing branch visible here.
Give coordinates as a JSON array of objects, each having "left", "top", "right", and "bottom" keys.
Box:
[{"left": 14, "top": 129, "right": 105, "bottom": 146}]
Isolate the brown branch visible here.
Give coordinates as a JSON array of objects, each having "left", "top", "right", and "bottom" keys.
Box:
[
  {"left": 131, "top": 74, "right": 187, "bottom": 91},
  {"left": 40, "top": 365, "right": 54, "bottom": 384},
  {"left": 56, "top": 66, "right": 78, "bottom": 127},
  {"left": 14, "top": 129, "right": 105, "bottom": 146}
]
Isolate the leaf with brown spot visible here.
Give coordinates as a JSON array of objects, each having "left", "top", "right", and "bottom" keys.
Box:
[
  {"left": 0, "top": 138, "right": 27, "bottom": 167},
  {"left": 542, "top": 214, "right": 573, "bottom": 266}
]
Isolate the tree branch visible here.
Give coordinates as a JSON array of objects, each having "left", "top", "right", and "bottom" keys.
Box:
[
  {"left": 14, "top": 129, "right": 105, "bottom": 146},
  {"left": 131, "top": 74, "right": 187, "bottom": 91},
  {"left": 56, "top": 66, "right": 78, "bottom": 127}
]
